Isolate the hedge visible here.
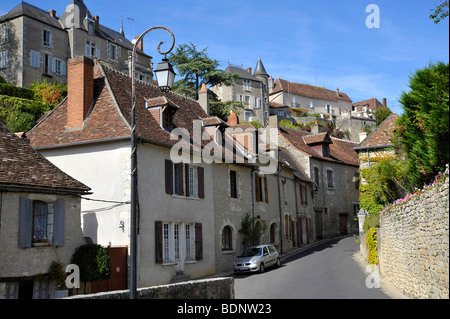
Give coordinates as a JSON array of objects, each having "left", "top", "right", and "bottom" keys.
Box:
[{"left": 0, "top": 83, "right": 35, "bottom": 100}]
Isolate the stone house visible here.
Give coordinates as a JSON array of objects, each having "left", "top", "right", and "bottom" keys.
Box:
[
  {"left": 0, "top": 122, "right": 90, "bottom": 299},
  {"left": 0, "top": 0, "right": 152, "bottom": 87},
  {"left": 210, "top": 57, "right": 270, "bottom": 126},
  {"left": 269, "top": 78, "right": 353, "bottom": 119},
  {"left": 277, "top": 121, "right": 360, "bottom": 238}
]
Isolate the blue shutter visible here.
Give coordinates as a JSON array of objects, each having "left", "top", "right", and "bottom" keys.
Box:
[
  {"left": 53, "top": 199, "right": 65, "bottom": 246},
  {"left": 19, "top": 197, "right": 32, "bottom": 248}
]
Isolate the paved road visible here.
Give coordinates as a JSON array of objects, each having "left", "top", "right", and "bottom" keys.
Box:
[{"left": 234, "top": 236, "right": 390, "bottom": 299}]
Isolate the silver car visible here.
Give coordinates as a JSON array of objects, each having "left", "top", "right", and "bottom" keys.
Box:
[{"left": 233, "top": 244, "right": 281, "bottom": 273}]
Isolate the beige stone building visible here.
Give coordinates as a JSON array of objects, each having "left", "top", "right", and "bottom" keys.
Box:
[
  {"left": 210, "top": 57, "right": 270, "bottom": 126},
  {"left": 0, "top": 0, "right": 152, "bottom": 87},
  {"left": 0, "top": 122, "right": 90, "bottom": 299}
]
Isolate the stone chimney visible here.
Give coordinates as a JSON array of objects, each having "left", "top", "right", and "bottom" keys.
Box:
[
  {"left": 48, "top": 9, "right": 57, "bottom": 18},
  {"left": 336, "top": 87, "right": 340, "bottom": 96},
  {"left": 269, "top": 76, "right": 274, "bottom": 93},
  {"left": 198, "top": 83, "right": 210, "bottom": 116},
  {"left": 93, "top": 16, "right": 100, "bottom": 28},
  {"left": 359, "top": 128, "right": 368, "bottom": 142},
  {"left": 311, "top": 118, "right": 323, "bottom": 135},
  {"left": 228, "top": 110, "right": 238, "bottom": 126},
  {"left": 67, "top": 56, "right": 94, "bottom": 129}
]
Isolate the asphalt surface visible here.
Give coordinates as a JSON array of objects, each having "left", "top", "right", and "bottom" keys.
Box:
[{"left": 234, "top": 236, "right": 392, "bottom": 299}]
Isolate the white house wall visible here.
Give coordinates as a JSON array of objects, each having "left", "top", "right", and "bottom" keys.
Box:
[{"left": 38, "top": 140, "right": 131, "bottom": 247}]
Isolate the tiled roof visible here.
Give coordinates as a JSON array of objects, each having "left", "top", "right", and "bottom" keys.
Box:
[
  {"left": 271, "top": 78, "right": 352, "bottom": 103},
  {"left": 303, "top": 132, "right": 332, "bottom": 145},
  {"left": 352, "top": 98, "right": 383, "bottom": 112},
  {"left": 0, "top": 123, "right": 90, "bottom": 193},
  {"left": 279, "top": 126, "right": 359, "bottom": 166},
  {"left": 28, "top": 62, "right": 210, "bottom": 150},
  {"left": 357, "top": 113, "right": 400, "bottom": 149}
]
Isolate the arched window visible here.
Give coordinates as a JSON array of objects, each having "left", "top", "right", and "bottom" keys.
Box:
[
  {"left": 222, "top": 226, "right": 233, "bottom": 251},
  {"left": 270, "top": 223, "right": 276, "bottom": 243}
]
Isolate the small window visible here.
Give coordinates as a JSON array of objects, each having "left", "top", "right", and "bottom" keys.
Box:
[
  {"left": 222, "top": 226, "right": 233, "bottom": 251},
  {"left": 43, "top": 29, "right": 51, "bottom": 47},
  {"left": 230, "top": 170, "right": 237, "bottom": 198},
  {"left": 277, "top": 110, "right": 284, "bottom": 117},
  {"left": 1, "top": 23, "right": 10, "bottom": 44},
  {"left": 314, "top": 167, "right": 320, "bottom": 187},
  {"left": 243, "top": 79, "right": 251, "bottom": 91},
  {"left": 0, "top": 50, "right": 8, "bottom": 68},
  {"left": 32, "top": 200, "right": 48, "bottom": 242},
  {"left": 43, "top": 54, "right": 51, "bottom": 74},
  {"left": 88, "top": 22, "right": 95, "bottom": 35},
  {"left": 327, "top": 169, "right": 334, "bottom": 188},
  {"left": 109, "top": 43, "right": 118, "bottom": 61}
]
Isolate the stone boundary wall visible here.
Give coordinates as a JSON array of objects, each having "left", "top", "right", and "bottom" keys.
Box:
[
  {"left": 378, "top": 176, "right": 449, "bottom": 299},
  {"left": 65, "top": 277, "right": 234, "bottom": 299}
]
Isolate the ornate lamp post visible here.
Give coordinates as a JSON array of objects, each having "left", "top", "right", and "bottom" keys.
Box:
[{"left": 130, "top": 26, "right": 176, "bottom": 299}]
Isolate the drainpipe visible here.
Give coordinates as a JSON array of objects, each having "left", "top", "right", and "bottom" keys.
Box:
[
  {"left": 293, "top": 177, "right": 300, "bottom": 247},
  {"left": 250, "top": 166, "right": 257, "bottom": 246},
  {"left": 277, "top": 163, "right": 284, "bottom": 254}
]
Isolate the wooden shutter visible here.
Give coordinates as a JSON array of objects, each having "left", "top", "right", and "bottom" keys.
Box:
[
  {"left": 197, "top": 167, "right": 204, "bottom": 199},
  {"left": 18, "top": 197, "right": 32, "bottom": 248},
  {"left": 165, "top": 159, "right": 173, "bottom": 195},
  {"left": 195, "top": 223, "right": 203, "bottom": 260},
  {"left": 177, "top": 164, "right": 184, "bottom": 195},
  {"left": 185, "top": 164, "right": 190, "bottom": 197},
  {"left": 299, "top": 184, "right": 304, "bottom": 204},
  {"left": 255, "top": 175, "right": 261, "bottom": 202},
  {"left": 264, "top": 176, "right": 269, "bottom": 203},
  {"left": 155, "top": 221, "right": 163, "bottom": 264},
  {"left": 53, "top": 199, "right": 65, "bottom": 246}
]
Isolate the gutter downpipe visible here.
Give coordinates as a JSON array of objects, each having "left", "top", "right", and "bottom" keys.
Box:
[
  {"left": 250, "top": 166, "right": 257, "bottom": 246},
  {"left": 277, "top": 163, "right": 284, "bottom": 254}
]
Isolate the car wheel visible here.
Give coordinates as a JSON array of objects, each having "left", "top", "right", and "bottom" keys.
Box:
[
  {"left": 259, "top": 263, "right": 265, "bottom": 273},
  {"left": 275, "top": 258, "right": 281, "bottom": 268}
]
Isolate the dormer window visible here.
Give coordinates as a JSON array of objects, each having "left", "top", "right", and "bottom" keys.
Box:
[
  {"left": 84, "top": 14, "right": 95, "bottom": 35},
  {"left": 145, "top": 96, "right": 179, "bottom": 132}
]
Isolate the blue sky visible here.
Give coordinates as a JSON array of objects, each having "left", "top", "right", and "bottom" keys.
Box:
[{"left": 1, "top": 0, "right": 449, "bottom": 114}]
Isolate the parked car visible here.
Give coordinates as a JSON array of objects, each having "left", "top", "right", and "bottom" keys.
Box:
[{"left": 233, "top": 244, "right": 281, "bottom": 273}]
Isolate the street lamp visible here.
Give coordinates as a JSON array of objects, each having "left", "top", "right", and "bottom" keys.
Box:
[{"left": 130, "top": 26, "right": 175, "bottom": 299}]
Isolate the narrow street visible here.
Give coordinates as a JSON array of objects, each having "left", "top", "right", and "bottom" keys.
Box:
[{"left": 234, "top": 236, "right": 390, "bottom": 299}]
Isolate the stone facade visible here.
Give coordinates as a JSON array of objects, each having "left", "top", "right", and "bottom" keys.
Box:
[{"left": 378, "top": 176, "right": 449, "bottom": 299}]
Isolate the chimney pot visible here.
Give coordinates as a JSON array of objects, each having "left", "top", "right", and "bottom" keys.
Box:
[
  {"left": 48, "top": 9, "right": 57, "bottom": 18},
  {"left": 228, "top": 110, "right": 239, "bottom": 126}
]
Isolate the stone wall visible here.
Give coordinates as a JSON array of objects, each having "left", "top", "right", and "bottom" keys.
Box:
[
  {"left": 378, "top": 174, "right": 449, "bottom": 299},
  {"left": 66, "top": 277, "right": 234, "bottom": 299}
]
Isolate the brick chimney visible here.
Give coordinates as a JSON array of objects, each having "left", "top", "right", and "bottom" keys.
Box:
[
  {"left": 246, "top": 68, "right": 252, "bottom": 74},
  {"left": 198, "top": 83, "right": 210, "bottom": 116},
  {"left": 359, "top": 128, "right": 368, "bottom": 142},
  {"left": 383, "top": 98, "right": 387, "bottom": 106},
  {"left": 93, "top": 15, "right": 100, "bottom": 28},
  {"left": 228, "top": 110, "right": 238, "bottom": 126},
  {"left": 134, "top": 36, "right": 143, "bottom": 51},
  {"left": 67, "top": 56, "right": 94, "bottom": 129}
]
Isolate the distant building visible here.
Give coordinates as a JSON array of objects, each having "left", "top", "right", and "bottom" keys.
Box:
[
  {"left": 210, "top": 57, "right": 270, "bottom": 126},
  {"left": 269, "top": 78, "right": 353, "bottom": 119},
  {"left": 0, "top": 0, "right": 153, "bottom": 87}
]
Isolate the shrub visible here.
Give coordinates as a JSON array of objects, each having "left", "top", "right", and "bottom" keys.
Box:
[
  {"left": 70, "top": 243, "right": 111, "bottom": 284},
  {"left": 366, "top": 227, "right": 378, "bottom": 265}
]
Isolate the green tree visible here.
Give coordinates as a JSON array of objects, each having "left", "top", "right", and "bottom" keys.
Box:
[
  {"left": 374, "top": 105, "right": 392, "bottom": 127},
  {"left": 430, "top": 1, "right": 449, "bottom": 23},
  {"left": 396, "top": 61, "right": 449, "bottom": 187},
  {"left": 168, "top": 42, "right": 239, "bottom": 99}
]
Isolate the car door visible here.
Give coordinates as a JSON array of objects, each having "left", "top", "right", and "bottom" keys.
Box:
[
  {"left": 268, "top": 246, "right": 277, "bottom": 265},
  {"left": 263, "top": 246, "right": 274, "bottom": 266}
]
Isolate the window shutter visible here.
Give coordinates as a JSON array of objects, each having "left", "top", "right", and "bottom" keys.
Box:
[
  {"left": 178, "top": 164, "right": 184, "bottom": 196},
  {"left": 53, "top": 199, "right": 65, "bottom": 246},
  {"left": 95, "top": 48, "right": 101, "bottom": 58},
  {"left": 165, "top": 159, "right": 173, "bottom": 195},
  {"left": 19, "top": 197, "right": 32, "bottom": 248},
  {"left": 155, "top": 221, "right": 163, "bottom": 264},
  {"left": 195, "top": 223, "right": 203, "bottom": 260},
  {"left": 61, "top": 61, "right": 67, "bottom": 76},
  {"left": 185, "top": 164, "right": 190, "bottom": 197},
  {"left": 264, "top": 176, "right": 269, "bottom": 203},
  {"left": 197, "top": 167, "right": 204, "bottom": 199},
  {"left": 255, "top": 175, "right": 261, "bottom": 202}
]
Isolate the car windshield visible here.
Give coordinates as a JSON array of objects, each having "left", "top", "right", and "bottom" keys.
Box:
[{"left": 240, "top": 247, "right": 262, "bottom": 257}]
